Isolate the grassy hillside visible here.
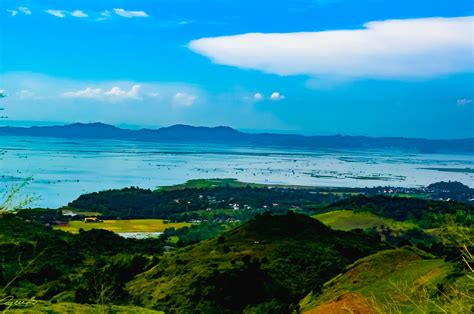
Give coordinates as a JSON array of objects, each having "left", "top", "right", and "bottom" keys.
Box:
[
  {"left": 126, "top": 212, "right": 383, "bottom": 313},
  {"left": 325, "top": 195, "right": 473, "bottom": 228},
  {"left": 6, "top": 301, "right": 162, "bottom": 314},
  {"left": 299, "top": 247, "right": 472, "bottom": 313},
  {"left": 312, "top": 210, "right": 416, "bottom": 231}
]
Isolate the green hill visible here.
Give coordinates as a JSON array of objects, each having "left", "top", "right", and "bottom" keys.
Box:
[
  {"left": 312, "top": 210, "right": 416, "bottom": 231},
  {"left": 325, "top": 195, "right": 473, "bottom": 228},
  {"left": 126, "top": 212, "right": 383, "bottom": 313},
  {"left": 299, "top": 247, "right": 472, "bottom": 313}
]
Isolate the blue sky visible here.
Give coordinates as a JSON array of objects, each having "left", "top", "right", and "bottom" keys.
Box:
[{"left": 0, "top": 0, "right": 473, "bottom": 138}]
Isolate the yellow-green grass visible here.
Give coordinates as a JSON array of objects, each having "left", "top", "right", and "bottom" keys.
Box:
[
  {"left": 54, "top": 219, "right": 191, "bottom": 234},
  {"left": 6, "top": 300, "right": 163, "bottom": 313},
  {"left": 299, "top": 247, "right": 456, "bottom": 313},
  {"left": 312, "top": 210, "right": 416, "bottom": 231}
]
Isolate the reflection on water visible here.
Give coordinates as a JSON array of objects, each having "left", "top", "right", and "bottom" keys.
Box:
[{"left": 1, "top": 136, "right": 473, "bottom": 208}]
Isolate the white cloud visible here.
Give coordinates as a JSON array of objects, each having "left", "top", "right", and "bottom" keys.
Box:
[
  {"left": 253, "top": 93, "right": 263, "bottom": 101},
  {"left": 18, "top": 7, "right": 31, "bottom": 15},
  {"left": 71, "top": 10, "right": 88, "bottom": 18},
  {"left": 96, "top": 10, "right": 111, "bottom": 21},
  {"left": 16, "top": 90, "right": 37, "bottom": 100},
  {"left": 173, "top": 92, "right": 197, "bottom": 107},
  {"left": 63, "top": 87, "right": 103, "bottom": 99},
  {"left": 270, "top": 92, "right": 285, "bottom": 101},
  {"left": 179, "top": 20, "right": 195, "bottom": 25},
  {"left": 7, "top": 7, "right": 31, "bottom": 16},
  {"left": 189, "top": 16, "right": 474, "bottom": 80},
  {"left": 113, "top": 8, "right": 148, "bottom": 18},
  {"left": 105, "top": 85, "right": 141, "bottom": 98},
  {"left": 64, "top": 85, "right": 142, "bottom": 100},
  {"left": 457, "top": 98, "right": 473, "bottom": 106},
  {"left": 46, "top": 10, "right": 65, "bottom": 18}
]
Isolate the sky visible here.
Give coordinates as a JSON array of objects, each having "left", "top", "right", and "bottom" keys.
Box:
[{"left": 0, "top": 0, "right": 473, "bottom": 139}]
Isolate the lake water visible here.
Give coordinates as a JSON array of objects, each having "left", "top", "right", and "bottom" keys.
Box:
[
  {"left": 117, "top": 232, "right": 163, "bottom": 239},
  {"left": 1, "top": 136, "right": 473, "bottom": 208}
]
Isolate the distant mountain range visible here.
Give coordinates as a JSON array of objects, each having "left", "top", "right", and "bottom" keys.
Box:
[{"left": 0, "top": 122, "right": 472, "bottom": 153}]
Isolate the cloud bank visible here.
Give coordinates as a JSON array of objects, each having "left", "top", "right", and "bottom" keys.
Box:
[
  {"left": 189, "top": 16, "right": 474, "bottom": 80},
  {"left": 63, "top": 85, "right": 142, "bottom": 100}
]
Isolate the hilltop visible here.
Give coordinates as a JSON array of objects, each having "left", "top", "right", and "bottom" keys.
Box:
[
  {"left": 126, "top": 212, "right": 383, "bottom": 313},
  {"left": 1, "top": 122, "right": 473, "bottom": 153}
]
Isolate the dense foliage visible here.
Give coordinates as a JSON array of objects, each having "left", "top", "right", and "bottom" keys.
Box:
[
  {"left": 0, "top": 213, "right": 165, "bottom": 307},
  {"left": 160, "top": 221, "right": 231, "bottom": 247},
  {"left": 68, "top": 186, "right": 342, "bottom": 219},
  {"left": 426, "top": 181, "right": 474, "bottom": 202}
]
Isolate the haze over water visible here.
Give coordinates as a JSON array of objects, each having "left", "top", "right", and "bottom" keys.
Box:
[{"left": 1, "top": 136, "right": 473, "bottom": 208}]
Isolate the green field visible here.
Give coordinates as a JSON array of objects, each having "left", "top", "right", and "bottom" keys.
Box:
[
  {"left": 54, "top": 219, "right": 191, "bottom": 234},
  {"left": 313, "top": 210, "right": 416, "bottom": 231}
]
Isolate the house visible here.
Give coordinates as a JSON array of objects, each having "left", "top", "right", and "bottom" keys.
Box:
[{"left": 84, "top": 217, "right": 103, "bottom": 223}]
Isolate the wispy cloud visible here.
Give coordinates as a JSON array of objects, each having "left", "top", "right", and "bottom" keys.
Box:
[
  {"left": 18, "top": 7, "right": 32, "bottom": 15},
  {"left": 7, "top": 6, "right": 31, "bottom": 16},
  {"left": 189, "top": 16, "right": 474, "bottom": 81},
  {"left": 113, "top": 8, "right": 149, "bottom": 18},
  {"left": 457, "top": 98, "right": 473, "bottom": 106},
  {"left": 10, "top": 7, "right": 149, "bottom": 20},
  {"left": 70, "top": 10, "right": 88, "bottom": 18},
  {"left": 45, "top": 9, "right": 65, "bottom": 18},
  {"left": 173, "top": 92, "right": 197, "bottom": 106}
]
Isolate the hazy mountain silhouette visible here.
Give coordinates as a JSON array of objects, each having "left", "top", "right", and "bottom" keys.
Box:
[{"left": 0, "top": 122, "right": 472, "bottom": 153}]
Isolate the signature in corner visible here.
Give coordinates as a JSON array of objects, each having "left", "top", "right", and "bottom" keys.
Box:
[{"left": 0, "top": 296, "right": 37, "bottom": 312}]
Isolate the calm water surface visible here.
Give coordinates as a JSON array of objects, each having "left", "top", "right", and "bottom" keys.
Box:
[{"left": 1, "top": 136, "right": 473, "bottom": 208}]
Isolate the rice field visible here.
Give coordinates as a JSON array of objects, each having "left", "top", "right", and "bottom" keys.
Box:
[{"left": 54, "top": 219, "right": 191, "bottom": 234}]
